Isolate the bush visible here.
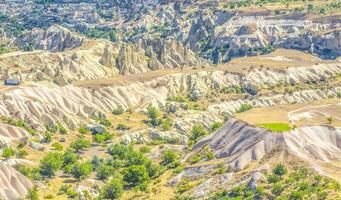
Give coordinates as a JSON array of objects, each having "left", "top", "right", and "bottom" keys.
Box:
[
  {"left": 96, "top": 164, "right": 114, "bottom": 180},
  {"left": 62, "top": 149, "right": 79, "bottom": 167},
  {"left": 161, "top": 119, "right": 172, "bottom": 130},
  {"left": 190, "top": 125, "right": 207, "bottom": 141},
  {"left": 161, "top": 149, "right": 178, "bottom": 166},
  {"left": 102, "top": 179, "right": 123, "bottom": 199},
  {"left": 210, "top": 122, "right": 223, "bottom": 132},
  {"left": 237, "top": 103, "right": 253, "bottom": 113},
  {"left": 123, "top": 165, "right": 150, "bottom": 186},
  {"left": 147, "top": 106, "right": 159, "bottom": 120},
  {"left": 112, "top": 106, "right": 124, "bottom": 115},
  {"left": 59, "top": 126, "right": 68, "bottom": 134},
  {"left": 93, "top": 134, "right": 105, "bottom": 144},
  {"left": 100, "top": 119, "right": 112, "bottom": 127},
  {"left": 91, "top": 155, "right": 104, "bottom": 169},
  {"left": 40, "top": 152, "right": 63, "bottom": 177},
  {"left": 273, "top": 164, "right": 287, "bottom": 176},
  {"left": 78, "top": 127, "right": 89, "bottom": 135},
  {"left": 52, "top": 142, "right": 63, "bottom": 151},
  {"left": 70, "top": 139, "right": 91, "bottom": 152},
  {"left": 26, "top": 186, "right": 39, "bottom": 200},
  {"left": 2, "top": 147, "right": 15, "bottom": 159},
  {"left": 107, "top": 144, "right": 132, "bottom": 159},
  {"left": 139, "top": 146, "right": 151, "bottom": 153},
  {"left": 71, "top": 162, "right": 92, "bottom": 180},
  {"left": 117, "top": 123, "right": 128, "bottom": 130}
]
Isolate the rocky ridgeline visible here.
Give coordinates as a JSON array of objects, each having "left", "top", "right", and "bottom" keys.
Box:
[
  {"left": 0, "top": 163, "right": 33, "bottom": 200},
  {"left": 16, "top": 25, "right": 86, "bottom": 52},
  {"left": 115, "top": 4, "right": 341, "bottom": 61},
  {"left": 0, "top": 62, "right": 339, "bottom": 134},
  {"left": 178, "top": 118, "right": 341, "bottom": 197},
  {"left": 0, "top": 25, "right": 204, "bottom": 85}
]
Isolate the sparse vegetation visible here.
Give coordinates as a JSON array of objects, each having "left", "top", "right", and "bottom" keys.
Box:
[
  {"left": 256, "top": 123, "right": 291, "bottom": 132},
  {"left": 237, "top": 103, "right": 253, "bottom": 113}
]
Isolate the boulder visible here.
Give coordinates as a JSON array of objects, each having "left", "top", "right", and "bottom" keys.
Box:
[{"left": 29, "top": 141, "right": 45, "bottom": 151}]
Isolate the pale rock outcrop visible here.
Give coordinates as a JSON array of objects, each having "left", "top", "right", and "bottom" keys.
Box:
[
  {"left": 0, "top": 123, "right": 31, "bottom": 148},
  {"left": 194, "top": 119, "right": 341, "bottom": 174},
  {"left": 16, "top": 25, "right": 86, "bottom": 52},
  {"left": 0, "top": 163, "right": 33, "bottom": 200}
]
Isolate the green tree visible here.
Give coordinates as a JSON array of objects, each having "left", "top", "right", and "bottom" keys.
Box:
[
  {"left": 2, "top": 147, "right": 15, "bottom": 159},
  {"left": 71, "top": 162, "right": 92, "bottom": 180},
  {"left": 70, "top": 139, "right": 91, "bottom": 152},
  {"left": 123, "top": 165, "right": 150, "bottom": 186},
  {"left": 107, "top": 144, "right": 132, "bottom": 159},
  {"left": 96, "top": 164, "right": 114, "bottom": 180},
  {"left": 62, "top": 149, "right": 79, "bottom": 167},
  {"left": 40, "top": 152, "right": 63, "bottom": 177},
  {"left": 102, "top": 178, "right": 123, "bottom": 199}
]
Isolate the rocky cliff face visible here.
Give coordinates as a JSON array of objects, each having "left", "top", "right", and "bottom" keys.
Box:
[
  {"left": 1, "top": 30, "right": 205, "bottom": 85},
  {"left": 186, "top": 118, "right": 341, "bottom": 197},
  {"left": 16, "top": 25, "right": 86, "bottom": 52},
  {"left": 0, "top": 163, "right": 33, "bottom": 200}
]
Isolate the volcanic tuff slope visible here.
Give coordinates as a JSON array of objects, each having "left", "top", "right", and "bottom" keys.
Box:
[{"left": 0, "top": 0, "right": 340, "bottom": 200}]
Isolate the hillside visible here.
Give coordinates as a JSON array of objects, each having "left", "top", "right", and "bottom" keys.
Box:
[{"left": 0, "top": 0, "right": 340, "bottom": 200}]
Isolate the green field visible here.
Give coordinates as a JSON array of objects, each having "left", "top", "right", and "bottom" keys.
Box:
[{"left": 256, "top": 123, "right": 292, "bottom": 132}]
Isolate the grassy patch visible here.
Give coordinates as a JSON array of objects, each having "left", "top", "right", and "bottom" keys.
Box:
[{"left": 256, "top": 123, "right": 291, "bottom": 132}]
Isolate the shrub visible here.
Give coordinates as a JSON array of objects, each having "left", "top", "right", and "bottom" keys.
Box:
[
  {"left": 91, "top": 155, "right": 104, "bottom": 169},
  {"left": 59, "top": 126, "right": 68, "bottom": 134},
  {"left": 40, "top": 152, "right": 63, "bottom": 177},
  {"left": 190, "top": 125, "right": 207, "bottom": 141},
  {"left": 62, "top": 149, "right": 79, "bottom": 167},
  {"left": 93, "top": 134, "right": 105, "bottom": 144},
  {"left": 70, "top": 139, "right": 91, "bottom": 152},
  {"left": 71, "top": 162, "right": 92, "bottom": 180},
  {"left": 161, "top": 118, "right": 172, "bottom": 130},
  {"left": 107, "top": 144, "right": 132, "bottom": 159},
  {"left": 96, "top": 164, "right": 114, "bottom": 180},
  {"left": 78, "top": 127, "right": 89, "bottom": 135},
  {"left": 17, "top": 149, "right": 28, "bottom": 158},
  {"left": 237, "top": 103, "right": 252, "bottom": 113},
  {"left": 267, "top": 174, "right": 280, "bottom": 183},
  {"left": 52, "top": 142, "right": 63, "bottom": 151},
  {"left": 147, "top": 106, "right": 159, "bottom": 120},
  {"left": 26, "top": 186, "right": 39, "bottom": 200},
  {"left": 117, "top": 123, "right": 128, "bottom": 130},
  {"left": 210, "top": 122, "right": 223, "bottom": 132},
  {"left": 100, "top": 119, "right": 112, "bottom": 127},
  {"left": 139, "top": 146, "right": 151, "bottom": 153},
  {"left": 2, "top": 147, "right": 15, "bottom": 159},
  {"left": 112, "top": 106, "right": 124, "bottom": 115},
  {"left": 273, "top": 164, "right": 287, "bottom": 176},
  {"left": 123, "top": 165, "right": 150, "bottom": 186},
  {"left": 161, "top": 149, "right": 178, "bottom": 166},
  {"left": 102, "top": 178, "right": 123, "bottom": 199},
  {"left": 44, "top": 132, "right": 53, "bottom": 143}
]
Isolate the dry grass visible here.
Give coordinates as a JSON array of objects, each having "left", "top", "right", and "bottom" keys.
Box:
[{"left": 236, "top": 98, "right": 341, "bottom": 127}]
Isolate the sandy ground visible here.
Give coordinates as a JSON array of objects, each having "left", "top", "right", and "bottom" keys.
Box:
[{"left": 235, "top": 98, "right": 341, "bottom": 127}]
